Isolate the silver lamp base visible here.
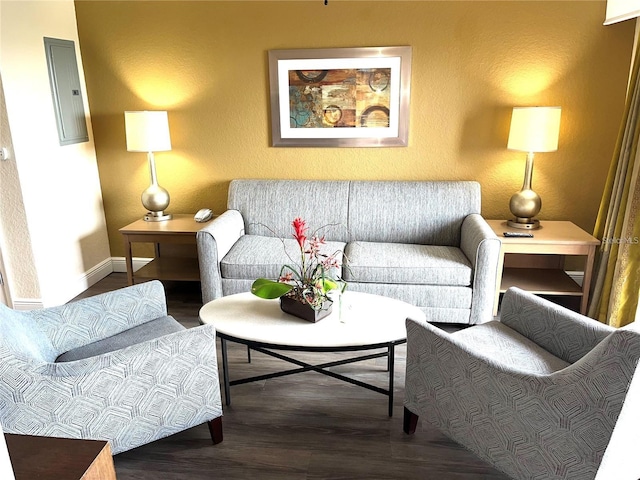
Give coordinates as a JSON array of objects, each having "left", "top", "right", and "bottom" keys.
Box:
[
  {"left": 508, "top": 152, "right": 542, "bottom": 230},
  {"left": 144, "top": 211, "right": 172, "bottom": 222},
  {"left": 141, "top": 152, "right": 171, "bottom": 222},
  {"left": 507, "top": 218, "right": 540, "bottom": 230}
]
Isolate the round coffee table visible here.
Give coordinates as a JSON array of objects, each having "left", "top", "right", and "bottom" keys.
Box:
[{"left": 199, "top": 291, "right": 425, "bottom": 417}]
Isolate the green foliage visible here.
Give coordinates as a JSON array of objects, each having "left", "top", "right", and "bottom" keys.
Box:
[
  {"left": 250, "top": 217, "right": 347, "bottom": 310},
  {"left": 251, "top": 278, "right": 293, "bottom": 299}
]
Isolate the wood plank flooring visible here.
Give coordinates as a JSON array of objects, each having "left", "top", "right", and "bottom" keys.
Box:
[{"left": 74, "top": 274, "right": 509, "bottom": 480}]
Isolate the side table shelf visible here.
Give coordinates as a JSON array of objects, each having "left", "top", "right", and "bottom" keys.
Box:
[
  {"left": 120, "top": 214, "right": 212, "bottom": 285},
  {"left": 487, "top": 220, "right": 600, "bottom": 316},
  {"left": 501, "top": 268, "right": 583, "bottom": 296},
  {"left": 133, "top": 257, "right": 201, "bottom": 282}
]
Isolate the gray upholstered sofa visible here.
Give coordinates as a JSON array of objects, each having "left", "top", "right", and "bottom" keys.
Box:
[{"left": 197, "top": 179, "right": 501, "bottom": 324}]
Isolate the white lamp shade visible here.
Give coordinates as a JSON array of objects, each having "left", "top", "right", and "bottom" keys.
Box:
[
  {"left": 124, "top": 111, "right": 172, "bottom": 152},
  {"left": 604, "top": 0, "right": 640, "bottom": 25},
  {"left": 507, "top": 106, "right": 561, "bottom": 153}
]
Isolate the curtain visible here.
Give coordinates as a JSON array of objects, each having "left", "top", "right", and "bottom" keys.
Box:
[{"left": 589, "top": 46, "right": 640, "bottom": 327}]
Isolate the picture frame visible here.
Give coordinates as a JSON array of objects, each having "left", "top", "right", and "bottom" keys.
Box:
[{"left": 268, "top": 46, "right": 412, "bottom": 147}]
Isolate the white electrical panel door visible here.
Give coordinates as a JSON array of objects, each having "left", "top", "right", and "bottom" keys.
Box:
[{"left": 44, "top": 37, "right": 89, "bottom": 146}]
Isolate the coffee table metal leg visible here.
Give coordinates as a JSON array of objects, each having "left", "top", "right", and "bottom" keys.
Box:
[
  {"left": 221, "top": 338, "right": 231, "bottom": 406},
  {"left": 388, "top": 343, "right": 395, "bottom": 417}
]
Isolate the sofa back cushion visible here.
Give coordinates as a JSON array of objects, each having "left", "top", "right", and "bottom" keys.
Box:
[
  {"left": 347, "top": 181, "right": 481, "bottom": 245},
  {"left": 228, "top": 179, "right": 351, "bottom": 241},
  {"left": 228, "top": 179, "right": 481, "bottom": 246}
]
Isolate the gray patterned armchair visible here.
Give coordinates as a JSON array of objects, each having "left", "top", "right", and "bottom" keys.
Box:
[
  {"left": 0, "top": 280, "right": 223, "bottom": 454},
  {"left": 404, "top": 287, "right": 640, "bottom": 480}
]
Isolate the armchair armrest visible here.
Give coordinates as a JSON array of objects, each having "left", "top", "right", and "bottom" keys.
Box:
[
  {"left": 196, "top": 209, "right": 245, "bottom": 303},
  {"left": 27, "top": 280, "right": 168, "bottom": 355},
  {"left": 34, "top": 323, "right": 218, "bottom": 377},
  {"left": 500, "top": 287, "right": 614, "bottom": 363},
  {"left": 460, "top": 214, "right": 501, "bottom": 324}
]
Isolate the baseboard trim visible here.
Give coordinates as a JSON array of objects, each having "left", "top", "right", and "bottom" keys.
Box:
[
  {"left": 85, "top": 257, "right": 114, "bottom": 288},
  {"left": 11, "top": 258, "right": 114, "bottom": 310},
  {"left": 111, "top": 256, "right": 152, "bottom": 273},
  {"left": 567, "top": 271, "right": 584, "bottom": 287},
  {"left": 12, "top": 298, "right": 45, "bottom": 310}
]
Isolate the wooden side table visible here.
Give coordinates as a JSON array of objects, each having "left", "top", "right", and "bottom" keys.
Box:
[
  {"left": 5, "top": 434, "right": 116, "bottom": 479},
  {"left": 119, "top": 214, "right": 212, "bottom": 285},
  {"left": 487, "top": 220, "right": 600, "bottom": 316}
]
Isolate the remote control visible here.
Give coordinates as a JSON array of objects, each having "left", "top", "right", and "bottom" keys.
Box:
[{"left": 503, "top": 232, "right": 534, "bottom": 238}]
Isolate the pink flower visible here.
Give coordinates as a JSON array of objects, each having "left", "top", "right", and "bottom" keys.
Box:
[
  {"left": 308, "top": 235, "right": 325, "bottom": 257},
  {"left": 279, "top": 272, "right": 293, "bottom": 283},
  {"left": 292, "top": 217, "right": 307, "bottom": 249},
  {"left": 322, "top": 254, "right": 340, "bottom": 271}
]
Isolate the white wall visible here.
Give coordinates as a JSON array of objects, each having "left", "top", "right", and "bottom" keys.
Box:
[
  {"left": 0, "top": 73, "right": 40, "bottom": 307},
  {"left": 0, "top": 0, "right": 111, "bottom": 307}
]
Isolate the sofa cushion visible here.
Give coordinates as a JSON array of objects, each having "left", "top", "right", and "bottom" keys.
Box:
[
  {"left": 55, "top": 315, "right": 184, "bottom": 362},
  {"left": 452, "top": 321, "right": 570, "bottom": 374},
  {"left": 344, "top": 241, "right": 472, "bottom": 286},
  {"left": 347, "top": 181, "right": 480, "bottom": 245},
  {"left": 228, "top": 179, "right": 351, "bottom": 241},
  {"left": 221, "top": 234, "right": 346, "bottom": 280}
]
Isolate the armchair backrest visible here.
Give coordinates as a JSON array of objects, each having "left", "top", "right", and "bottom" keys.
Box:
[
  {"left": 500, "top": 287, "right": 615, "bottom": 363},
  {"left": 0, "top": 304, "right": 56, "bottom": 364}
]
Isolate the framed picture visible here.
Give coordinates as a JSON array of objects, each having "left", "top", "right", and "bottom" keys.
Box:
[{"left": 268, "top": 46, "right": 412, "bottom": 147}]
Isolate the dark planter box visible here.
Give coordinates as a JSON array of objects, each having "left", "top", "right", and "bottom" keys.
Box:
[{"left": 280, "top": 296, "right": 332, "bottom": 323}]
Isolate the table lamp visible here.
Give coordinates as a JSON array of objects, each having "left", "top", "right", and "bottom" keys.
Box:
[
  {"left": 506, "top": 106, "right": 561, "bottom": 229},
  {"left": 125, "top": 110, "right": 173, "bottom": 222}
]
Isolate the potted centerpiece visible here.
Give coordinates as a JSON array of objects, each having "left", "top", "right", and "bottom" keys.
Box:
[{"left": 251, "top": 217, "right": 345, "bottom": 322}]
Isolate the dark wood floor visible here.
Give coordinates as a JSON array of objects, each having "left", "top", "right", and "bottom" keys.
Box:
[{"left": 75, "top": 273, "right": 509, "bottom": 480}]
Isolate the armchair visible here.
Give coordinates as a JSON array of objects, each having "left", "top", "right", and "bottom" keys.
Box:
[
  {"left": 0, "top": 280, "right": 223, "bottom": 454},
  {"left": 404, "top": 287, "right": 640, "bottom": 480}
]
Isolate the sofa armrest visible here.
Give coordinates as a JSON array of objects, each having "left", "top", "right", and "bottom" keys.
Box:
[
  {"left": 196, "top": 209, "right": 245, "bottom": 303},
  {"left": 500, "top": 287, "right": 614, "bottom": 363},
  {"left": 460, "top": 214, "right": 501, "bottom": 324},
  {"left": 28, "top": 280, "right": 168, "bottom": 355}
]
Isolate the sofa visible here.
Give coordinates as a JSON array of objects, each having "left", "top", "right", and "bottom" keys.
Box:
[{"left": 197, "top": 179, "right": 501, "bottom": 324}]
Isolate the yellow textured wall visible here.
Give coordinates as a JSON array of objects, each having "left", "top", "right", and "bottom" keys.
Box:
[{"left": 74, "top": 1, "right": 634, "bottom": 257}]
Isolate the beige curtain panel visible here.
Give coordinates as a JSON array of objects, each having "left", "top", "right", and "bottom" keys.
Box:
[{"left": 589, "top": 46, "right": 640, "bottom": 327}]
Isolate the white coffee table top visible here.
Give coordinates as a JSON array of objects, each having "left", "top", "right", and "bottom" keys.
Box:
[{"left": 199, "top": 291, "right": 426, "bottom": 349}]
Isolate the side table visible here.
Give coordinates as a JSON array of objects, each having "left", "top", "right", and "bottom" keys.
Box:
[
  {"left": 5, "top": 434, "right": 116, "bottom": 479},
  {"left": 119, "top": 214, "right": 212, "bottom": 285},
  {"left": 487, "top": 220, "right": 600, "bottom": 316}
]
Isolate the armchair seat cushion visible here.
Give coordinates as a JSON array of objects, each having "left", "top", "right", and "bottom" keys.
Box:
[
  {"left": 56, "top": 315, "right": 184, "bottom": 362},
  {"left": 344, "top": 241, "right": 472, "bottom": 286},
  {"left": 221, "top": 234, "right": 345, "bottom": 280},
  {"left": 453, "top": 321, "right": 570, "bottom": 374}
]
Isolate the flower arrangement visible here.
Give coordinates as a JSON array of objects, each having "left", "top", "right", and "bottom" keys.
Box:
[{"left": 251, "top": 217, "right": 345, "bottom": 312}]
